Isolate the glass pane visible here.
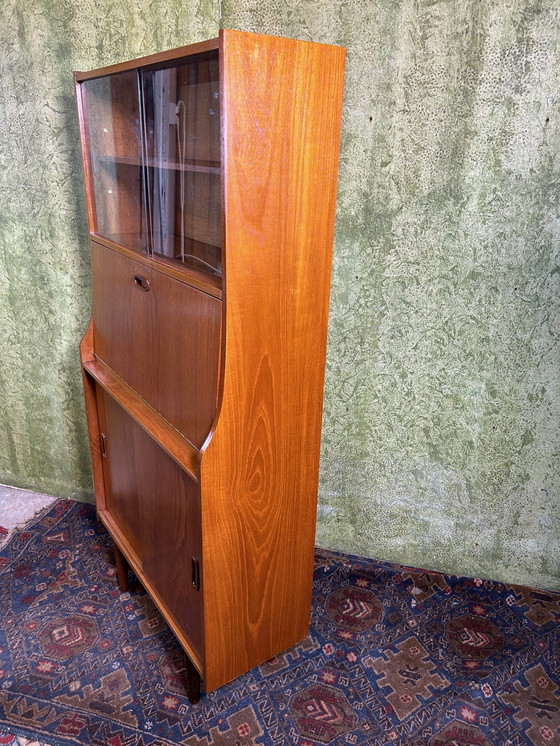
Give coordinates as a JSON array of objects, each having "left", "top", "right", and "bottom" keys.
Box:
[
  {"left": 82, "top": 71, "right": 147, "bottom": 253},
  {"left": 142, "top": 51, "right": 221, "bottom": 278}
]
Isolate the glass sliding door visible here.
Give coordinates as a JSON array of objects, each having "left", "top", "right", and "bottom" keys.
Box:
[
  {"left": 142, "top": 51, "right": 222, "bottom": 279},
  {"left": 81, "top": 71, "right": 148, "bottom": 253}
]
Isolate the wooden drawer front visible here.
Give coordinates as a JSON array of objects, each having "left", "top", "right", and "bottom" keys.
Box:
[
  {"left": 91, "top": 242, "right": 222, "bottom": 447},
  {"left": 97, "top": 387, "right": 204, "bottom": 658}
]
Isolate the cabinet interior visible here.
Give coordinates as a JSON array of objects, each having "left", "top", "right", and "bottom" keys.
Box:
[{"left": 81, "top": 49, "right": 222, "bottom": 285}]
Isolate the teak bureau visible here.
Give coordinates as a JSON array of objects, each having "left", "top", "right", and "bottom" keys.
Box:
[{"left": 75, "top": 29, "right": 345, "bottom": 701}]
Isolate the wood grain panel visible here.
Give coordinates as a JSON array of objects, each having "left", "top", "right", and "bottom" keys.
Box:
[
  {"left": 91, "top": 241, "right": 221, "bottom": 448},
  {"left": 91, "top": 235, "right": 222, "bottom": 298},
  {"left": 96, "top": 387, "right": 143, "bottom": 562},
  {"left": 151, "top": 266, "right": 221, "bottom": 448},
  {"left": 91, "top": 241, "right": 155, "bottom": 402},
  {"left": 139, "top": 438, "right": 204, "bottom": 659},
  {"left": 82, "top": 357, "right": 200, "bottom": 480},
  {"left": 97, "top": 507, "right": 203, "bottom": 674},
  {"left": 200, "top": 30, "right": 345, "bottom": 691},
  {"left": 96, "top": 388, "right": 204, "bottom": 661}
]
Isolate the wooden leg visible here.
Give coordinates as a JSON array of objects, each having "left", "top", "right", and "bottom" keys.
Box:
[
  {"left": 114, "top": 544, "right": 129, "bottom": 592},
  {"left": 112, "top": 544, "right": 200, "bottom": 701},
  {"left": 185, "top": 654, "right": 202, "bottom": 704}
]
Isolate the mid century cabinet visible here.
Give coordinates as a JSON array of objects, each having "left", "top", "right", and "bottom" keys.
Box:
[{"left": 75, "top": 29, "right": 345, "bottom": 701}]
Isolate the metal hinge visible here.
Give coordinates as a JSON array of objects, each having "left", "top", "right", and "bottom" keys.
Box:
[{"left": 191, "top": 557, "right": 201, "bottom": 591}]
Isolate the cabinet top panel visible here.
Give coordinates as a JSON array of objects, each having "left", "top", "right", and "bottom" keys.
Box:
[
  {"left": 74, "top": 37, "right": 220, "bottom": 82},
  {"left": 74, "top": 29, "right": 343, "bottom": 82}
]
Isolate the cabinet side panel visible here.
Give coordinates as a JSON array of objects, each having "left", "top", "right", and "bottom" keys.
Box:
[
  {"left": 80, "top": 321, "right": 107, "bottom": 510},
  {"left": 201, "top": 30, "right": 345, "bottom": 691}
]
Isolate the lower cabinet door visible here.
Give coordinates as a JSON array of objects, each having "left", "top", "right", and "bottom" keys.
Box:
[{"left": 96, "top": 386, "right": 204, "bottom": 663}]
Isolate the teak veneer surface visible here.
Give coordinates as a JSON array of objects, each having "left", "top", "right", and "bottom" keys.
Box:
[
  {"left": 77, "top": 29, "right": 345, "bottom": 696},
  {"left": 199, "top": 30, "right": 345, "bottom": 691},
  {"left": 82, "top": 357, "right": 200, "bottom": 480},
  {"left": 90, "top": 241, "right": 221, "bottom": 449},
  {"left": 90, "top": 235, "right": 222, "bottom": 298},
  {"left": 97, "top": 388, "right": 204, "bottom": 661}
]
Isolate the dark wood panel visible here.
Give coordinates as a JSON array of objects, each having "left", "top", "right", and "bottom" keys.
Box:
[
  {"left": 139, "top": 440, "right": 204, "bottom": 659},
  {"left": 91, "top": 235, "right": 222, "bottom": 298},
  {"left": 97, "top": 388, "right": 204, "bottom": 660},
  {"left": 97, "top": 387, "right": 143, "bottom": 563},
  {"left": 91, "top": 241, "right": 222, "bottom": 448},
  {"left": 97, "top": 507, "right": 203, "bottom": 675},
  {"left": 151, "top": 267, "right": 221, "bottom": 448},
  {"left": 91, "top": 241, "right": 155, "bottom": 402}
]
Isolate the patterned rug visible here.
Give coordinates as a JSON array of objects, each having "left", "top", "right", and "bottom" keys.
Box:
[{"left": 0, "top": 500, "right": 558, "bottom": 746}]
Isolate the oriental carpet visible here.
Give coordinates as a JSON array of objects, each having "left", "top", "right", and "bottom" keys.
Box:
[{"left": 0, "top": 499, "right": 558, "bottom": 746}]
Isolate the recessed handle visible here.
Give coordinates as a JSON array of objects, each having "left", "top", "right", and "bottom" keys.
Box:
[
  {"left": 191, "top": 557, "right": 200, "bottom": 591},
  {"left": 133, "top": 274, "right": 151, "bottom": 291}
]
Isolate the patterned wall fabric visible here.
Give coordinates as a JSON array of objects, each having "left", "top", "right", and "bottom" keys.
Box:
[
  {"left": 0, "top": 0, "right": 219, "bottom": 499},
  {"left": 222, "top": 1, "right": 560, "bottom": 590},
  {"left": 0, "top": 0, "right": 558, "bottom": 588}
]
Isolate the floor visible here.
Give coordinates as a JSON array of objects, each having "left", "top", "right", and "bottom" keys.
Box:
[
  {"left": 0, "top": 486, "right": 558, "bottom": 746},
  {"left": 0, "top": 485, "right": 57, "bottom": 746},
  {"left": 0, "top": 485, "right": 57, "bottom": 550}
]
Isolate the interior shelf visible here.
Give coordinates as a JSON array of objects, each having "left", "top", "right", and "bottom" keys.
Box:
[
  {"left": 82, "top": 357, "right": 201, "bottom": 481},
  {"left": 95, "top": 152, "right": 220, "bottom": 174}
]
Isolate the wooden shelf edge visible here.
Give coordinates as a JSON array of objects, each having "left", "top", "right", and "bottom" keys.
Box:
[
  {"left": 89, "top": 236, "right": 222, "bottom": 299},
  {"left": 95, "top": 153, "right": 221, "bottom": 174},
  {"left": 98, "top": 508, "right": 204, "bottom": 676},
  {"left": 82, "top": 358, "right": 201, "bottom": 482}
]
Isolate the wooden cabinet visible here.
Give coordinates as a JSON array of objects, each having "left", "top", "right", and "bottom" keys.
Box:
[{"left": 75, "top": 29, "right": 345, "bottom": 701}]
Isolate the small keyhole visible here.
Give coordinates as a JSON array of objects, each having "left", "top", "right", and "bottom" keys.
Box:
[{"left": 133, "top": 274, "right": 151, "bottom": 291}]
